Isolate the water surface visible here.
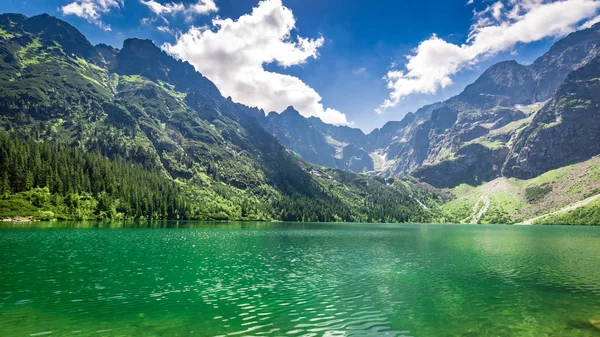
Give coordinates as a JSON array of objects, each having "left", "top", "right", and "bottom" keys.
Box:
[{"left": 1, "top": 222, "right": 600, "bottom": 336}]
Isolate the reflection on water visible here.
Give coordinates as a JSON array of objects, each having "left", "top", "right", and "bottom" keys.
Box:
[{"left": 1, "top": 222, "right": 600, "bottom": 336}]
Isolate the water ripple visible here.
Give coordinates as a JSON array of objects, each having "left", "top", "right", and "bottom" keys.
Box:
[{"left": 1, "top": 224, "right": 600, "bottom": 336}]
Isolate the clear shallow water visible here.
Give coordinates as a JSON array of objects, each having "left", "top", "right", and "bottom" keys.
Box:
[{"left": 1, "top": 222, "right": 600, "bottom": 337}]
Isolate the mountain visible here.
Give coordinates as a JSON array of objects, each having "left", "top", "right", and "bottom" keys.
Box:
[
  {"left": 411, "top": 23, "right": 600, "bottom": 187},
  {"left": 504, "top": 55, "right": 600, "bottom": 179},
  {"left": 261, "top": 22, "right": 600, "bottom": 189},
  {"left": 3, "top": 12, "right": 600, "bottom": 224},
  {"left": 0, "top": 13, "right": 442, "bottom": 222},
  {"left": 260, "top": 107, "right": 373, "bottom": 172}
]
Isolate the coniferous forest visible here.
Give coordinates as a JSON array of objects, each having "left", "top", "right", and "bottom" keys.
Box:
[
  {"left": 0, "top": 134, "right": 191, "bottom": 220},
  {"left": 0, "top": 132, "right": 443, "bottom": 222}
]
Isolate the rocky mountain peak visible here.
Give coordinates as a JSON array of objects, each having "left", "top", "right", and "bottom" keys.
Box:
[
  {"left": 23, "top": 14, "right": 94, "bottom": 57},
  {"left": 116, "top": 38, "right": 222, "bottom": 99},
  {"left": 121, "top": 38, "right": 161, "bottom": 59},
  {"left": 460, "top": 59, "right": 535, "bottom": 106},
  {"left": 0, "top": 13, "right": 27, "bottom": 26},
  {"left": 94, "top": 43, "right": 119, "bottom": 69},
  {"left": 281, "top": 106, "right": 302, "bottom": 117}
]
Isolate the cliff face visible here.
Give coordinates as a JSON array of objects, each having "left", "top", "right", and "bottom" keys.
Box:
[
  {"left": 372, "top": 23, "right": 600, "bottom": 187},
  {"left": 504, "top": 56, "right": 600, "bottom": 179}
]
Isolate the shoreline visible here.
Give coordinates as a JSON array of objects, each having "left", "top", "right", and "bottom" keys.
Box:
[{"left": 0, "top": 218, "right": 594, "bottom": 227}]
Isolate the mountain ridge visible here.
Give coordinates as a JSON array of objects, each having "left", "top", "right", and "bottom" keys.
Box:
[
  {"left": 0, "top": 12, "right": 443, "bottom": 222},
  {"left": 259, "top": 21, "right": 600, "bottom": 189},
  {"left": 3, "top": 12, "right": 600, "bottom": 224}
]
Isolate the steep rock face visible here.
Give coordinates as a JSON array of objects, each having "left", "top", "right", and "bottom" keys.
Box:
[
  {"left": 262, "top": 107, "right": 338, "bottom": 168},
  {"left": 367, "top": 104, "right": 441, "bottom": 176},
  {"left": 115, "top": 39, "right": 223, "bottom": 100},
  {"left": 366, "top": 113, "right": 417, "bottom": 149},
  {"left": 24, "top": 14, "right": 94, "bottom": 57},
  {"left": 305, "top": 116, "right": 374, "bottom": 171},
  {"left": 358, "top": 22, "right": 600, "bottom": 186},
  {"left": 338, "top": 144, "right": 373, "bottom": 172},
  {"left": 504, "top": 56, "right": 600, "bottom": 179},
  {"left": 0, "top": 13, "right": 27, "bottom": 26},
  {"left": 531, "top": 24, "right": 600, "bottom": 101},
  {"left": 307, "top": 116, "right": 367, "bottom": 146},
  {"left": 460, "top": 60, "right": 536, "bottom": 107},
  {"left": 413, "top": 144, "right": 508, "bottom": 188},
  {"left": 94, "top": 43, "right": 119, "bottom": 69}
]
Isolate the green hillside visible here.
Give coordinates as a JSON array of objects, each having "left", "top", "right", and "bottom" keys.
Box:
[
  {"left": 442, "top": 156, "right": 600, "bottom": 224},
  {"left": 0, "top": 13, "right": 442, "bottom": 222}
]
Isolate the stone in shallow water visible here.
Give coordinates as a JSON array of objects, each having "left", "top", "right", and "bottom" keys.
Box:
[{"left": 589, "top": 317, "right": 600, "bottom": 330}]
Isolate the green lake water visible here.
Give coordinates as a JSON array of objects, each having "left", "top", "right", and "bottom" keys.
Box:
[{"left": 1, "top": 222, "right": 600, "bottom": 337}]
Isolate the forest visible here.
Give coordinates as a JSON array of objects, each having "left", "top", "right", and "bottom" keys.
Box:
[{"left": 0, "top": 134, "right": 443, "bottom": 222}]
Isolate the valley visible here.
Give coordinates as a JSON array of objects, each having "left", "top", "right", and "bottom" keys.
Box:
[
  {"left": 1, "top": 13, "right": 600, "bottom": 224},
  {"left": 3, "top": 3, "right": 600, "bottom": 337}
]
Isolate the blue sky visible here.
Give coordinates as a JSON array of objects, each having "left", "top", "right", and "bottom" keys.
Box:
[{"left": 2, "top": 0, "right": 600, "bottom": 132}]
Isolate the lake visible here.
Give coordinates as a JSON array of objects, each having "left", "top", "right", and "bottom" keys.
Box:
[{"left": 1, "top": 222, "right": 600, "bottom": 336}]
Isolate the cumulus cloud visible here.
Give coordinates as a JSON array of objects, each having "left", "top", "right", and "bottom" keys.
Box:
[
  {"left": 163, "top": 0, "right": 348, "bottom": 125},
  {"left": 189, "top": 0, "right": 218, "bottom": 14},
  {"left": 378, "top": 0, "right": 600, "bottom": 113},
  {"left": 140, "top": 0, "right": 218, "bottom": 18},
  {"left": 61, "top": 0, "right": 121, "bottom": 31}
]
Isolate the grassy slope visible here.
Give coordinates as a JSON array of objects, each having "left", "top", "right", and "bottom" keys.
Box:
[
  {"left": 442, "top": 155, "right": 600, "bottom": 224},
  {"left": 536, "top": 198, "right": 600, "bottom": 225}
]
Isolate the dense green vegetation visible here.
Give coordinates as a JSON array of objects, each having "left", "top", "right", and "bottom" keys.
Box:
[
  {"left": 441, "top": 156, "right": 600, "bottom": 225},
  {"left": 308, "top": 168, "right": 447, "bottom": 223},
  {"left": 536, "top": 198, "right": 600, "bottom": 225},
  {"left": 525, "top": 184, "right": 553, "bottom": 202},
  {"left": 0, "top": 134, "right": 190, "bottom": 220},
  {"left": 0, "top": 133, "right": 444, "bottom": 222}
]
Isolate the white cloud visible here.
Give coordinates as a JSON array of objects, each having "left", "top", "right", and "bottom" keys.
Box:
[
  {"left": 353, "top": 67, "right": 367, "bottom": 75},
  {"left": 61, "top": 0, "right": 121, "bottom": 31},
  {"left": 141, "top": 1, "right": 184, "bottom": 15},
  {"left": 189, "top": 0, "right": 218, "bottom": 14},
  {"left": 140, "top": 0, "right": 218, "bottom": 18},
  {"left": 157, "top": 25, "right": 175, "bottom": 34},
  {"left": 163, "top": 0, "right": 349, "bottom": 125},
  {"left": 580, "top": 14, "right": 600, "bottom": 29},
  {"left": 491, "top": 2, "right": 504, "bottom": 20},
  {"left": 378, "top": 0, "right": 600, "bottom": 112}
]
